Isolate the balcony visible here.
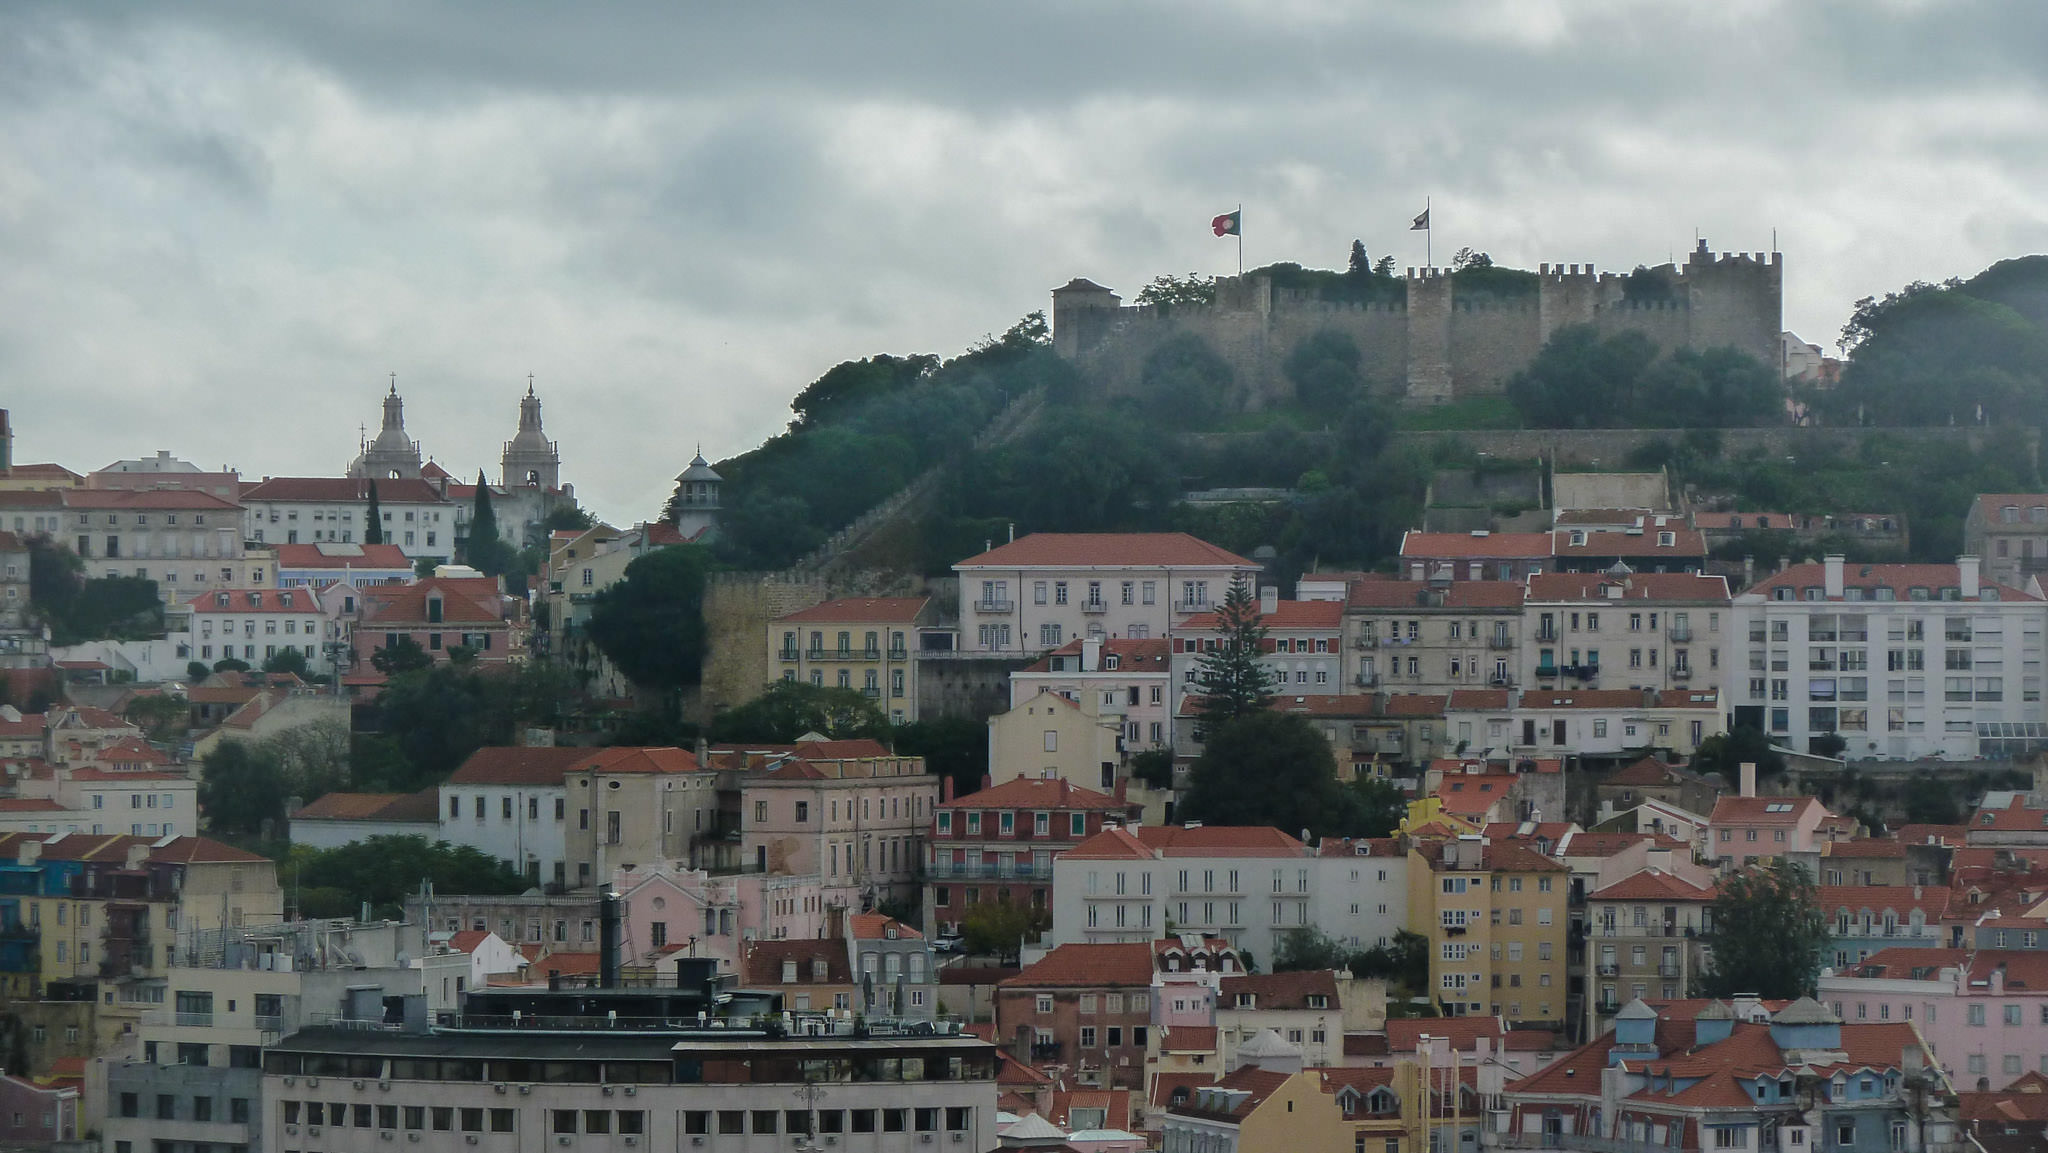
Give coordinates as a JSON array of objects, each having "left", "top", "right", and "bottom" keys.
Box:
[
  {"left": 1560, "top": 663, "right": 1599, "bottom": 680},
  {"left": 1668, "top": 625, "right": 1693, "bottom": 642},
  {"left": 1488, "top": 635, "right": 1515, "bottom": 650},
  {"left": 1670, "top": 666, "right": 1692, "bottom": 680},
  {"left": 254, "top": 1014, "right": 285, "bottom": 1034},
  {"left": 1173, "top": 600, "right": 1211, "bottom": 613},
  {"left": 1535, "top": 663, "right": 1559, "bottom": 678},
  {"left": 805, "top": 647, "right": 831, "bottom": 660},
  {"left": 175, "top": 1012, "right": 215, "bottom": 1027},
  {"left": 1536, "top": 626, "right": 1559, "bottom": 643},
  {"left": 1489, "top": 674, "right": 1515, "bottom": 688},
  {"left": 974, "top": 600, "right": 1014, "bottom": 614},
  {"left": 1031, "top": 1041, "right": 1063, "bottom": 1061},
  {"left": 1658, "top": 964, "right": 1681, "bottom": 978},
  {"left": 1595, "top": 964, "right": 1618, "bottom": 977},
  {"left": 860, "top": 687, "right": 880, "bottom": 699},
  {"left": 1354, "top": 673, "right": 1380, "bottom": 689},
  {"left": 887, "top": 647, "right": 908, "bottom": 661},
  {"left": 1945, "top": 630, "right": 1973, "bottom": 643},
  {"left": 778, "top": 648, "right": 800, "bottom": 662},
  {"left": 1355, "top": 636, "right": 1379, "bottom": 650},
  {"left": 1081, "top": 601, "right": 1107, "bottom": 615}
]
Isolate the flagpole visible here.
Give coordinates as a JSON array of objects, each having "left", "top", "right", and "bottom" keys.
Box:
[
  {"left": 1426, "top": 195, "right": 1432, "bottom": 268},
  {"left": 1237, "top": 203, "right": 1243, "bottom": 276}
]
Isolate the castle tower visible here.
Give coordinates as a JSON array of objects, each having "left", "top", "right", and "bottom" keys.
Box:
[
  {"left": 348, "top": 378, "right": 424, "bottom": 479},
  {"left": 672, "top": 450, "right": 722, "bottom": 541},
  {"left": 501, "top": 380, "right": 561, "bottom": 490},
  {"left": 1051, "top": 278, "right": 1122, "bottom": 360}
]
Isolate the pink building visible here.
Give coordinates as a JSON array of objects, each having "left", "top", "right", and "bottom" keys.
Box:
[
  {"left": 353, "top": 576, "right": 514, "bottom": 669},
  {"left": 614, "top": 863, "right": 827, "bottom": 977},
  {"left": 1706, "top": 767, "right": 1833, "bottom": 870},
  {"left": 738, "top": 740, "right": 938, "bottom": 915},
  {"left": 0, "top": 1072, "right": 79, "bottom": 1146},
  {"left": 1822, "top": 947, "right": 2048, "bottom": 1092}
]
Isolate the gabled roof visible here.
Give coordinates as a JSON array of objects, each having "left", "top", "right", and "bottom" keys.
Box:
[
  {"left": 1166, "top": 1065, "right": 1293, "bottom": 1123},
  {"left": 848, "top": 913, "right": 922, "bottom": 941},
  {"left": 1746, "top": 561, "right": 2041, "bottom": 603},
  {"left": 59, "top": 489, "right": 240, "bottom": 511},
  {"left": 955, "top": 532, "right": 1256, "bottom": 569},
  {"left": 1524, "top": 571, "right": 1731, "bottom": 602},
  {"left": 291, "top": 790, "right": 439, "bottom": 823},
  {"left": 1218, "top": 970, "right": 1339, "bottom": 1011},
  {"left": 774, "top": 597, "right": 930, "bottom": 624},
  {"left": 1552, "top": 527, "right": 1707, "bottom": 558},
  {"left": 1434, "top": 775, "right": 1519, "bottom": 817},
  {"left": 242, "top": 476, "right": 452, "bottom": 504},
  {"left": 144, "top": 836, "right": 272, "bottom": 864},
  {"left": 1001, "top": 943, "right": 1154, "bottom": 989},
  {"left": 1020, "top": 637, "right": 1171, "bottom": 674},
  {"left": 1385, "top": 1015, "right": 1505, "bottom": 1053},
  {"left": 359, "top": 578, "right": 505, "bottom": 626},
  {"left": 1710, "top": 795, "right": 1827, "bottom": 825},
  {"left": 186, "top": 588, "right": 326, "bottom": 613},
  {"left": 274, "top": 542, "right": 414, "bottom": 569},
  {"left": 449, "top": 746, "right": 592, "bottom": 786},
  {"left": 1179, "top": 600, "right": 1343, "bottom": 631},
  {"left": 1400, "top": 531, "right": 1552, "bottom": 559},
  {"left": 1135, "top": 825, "right": 1306, "bottom": 857},
  {"left": 1589, "top": 869, "right": 1715, "bottom": 903},
  {"left": 568, "top": 746, "right": 704, "bottom": 775},
  {"left": 940, "top": 777, "right": 1125, "bottom": 812},
  {"left": 740, "top": 939, "right": 854, "bottom": 985}
]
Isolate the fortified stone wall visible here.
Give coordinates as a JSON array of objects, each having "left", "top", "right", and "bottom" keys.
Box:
[
  {"left": 696, "top": 571, "right": 831, "bottom": 721},
  {"left": 1053, "top": 241, "right": 1783, "bottom": 406}
]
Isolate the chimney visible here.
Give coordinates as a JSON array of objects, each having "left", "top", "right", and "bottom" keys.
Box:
[
  {"left": 695, "top": 735, "right": 709, "bottom": 765},
  {"left": 1742, "top": 554, "right": 1754, "bottom": 589},
  {"left": 1082, "top": 636, "right": 1103, "bottom": 672},
  {"left": 598, "top": 888, "right": 622, "bottom": 989},
  {"left": 1259, "top": 586, "right": 1279, "bottom": 615},
  {"left": 1823, "top": 555, "right": 1844, "bottom": 599},
  {"left": 1739, "top": 761, "right": 1756, "bottom": 799},
  {"left": 1959, "top": 555, "right": 1981, "bottom": 600}
]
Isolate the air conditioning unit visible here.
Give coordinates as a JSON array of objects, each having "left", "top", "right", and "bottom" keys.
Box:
[
  {"left": 309, "top": 1127, "right": 323, "bottom": 1137},
  {"left": 494, "top": 1083, "right": 508, "bottom": 1094},
  {"left": 602, "top": 1085, "right": 615, "bottom": 1096},
  {"left": 409, "top": 1135, "right": 421, "bottom": 1143},
  {"left": 692, "top": 1139, "right": 706, "bottom": 1148},
  {"left": 379, "top": 1081, "right": 392, "bottom": 1091},
  {"left": 558, "top": 1138, "right": 573, "bottom": 1147},
  {"left": 381, "top": 1132, "right": 395, "bottom": 1142},
  {"left": 466, "top": 1137, "right": 480, "bottom": 1146},
  {"left": 285, "top": 1126, "right": 299, "bottom": 1136},
  {"left": 624, "top": 1139, "right": 639, "bottom": 1148},
  {"left": 1118, "top": 1056, "right": 1130, "bottom": 1066},
  {"left": 623, "top": 1086, "right": 636, "bottom": 1097},
  {"left": 952, "top": 1136, "right": 966, "bottom": 1144},
  {"left": 307, "top": 1078, "right": 322, "bottom": 1088},
  {"left": 284, "top": 1077, "right": 296, "bottom": 1088},
  {"left": 920, "top": 1137, "right": 934, "bottom": 1145},
  {"left": 826, "top": 1139, "right": 839, "bottom": 1147},
  {"left": 518, "top": 1086, "right": 532, "bottom": 1095}
]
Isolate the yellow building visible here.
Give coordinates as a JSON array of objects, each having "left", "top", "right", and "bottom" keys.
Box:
[
  {"left": 1408, "top": 834, "right": 1568, "bottom": 1027},
  {"left": 1160, "top": 1065, "right": 1348, "bottom": 1153},
  {"left": 769, "top": 597, "right": 933, "bottom": 724}
]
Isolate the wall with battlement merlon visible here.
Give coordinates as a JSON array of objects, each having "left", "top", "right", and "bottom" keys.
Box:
[{"left": 1051, "top": 242, "right": 1782, "bottom": 407}]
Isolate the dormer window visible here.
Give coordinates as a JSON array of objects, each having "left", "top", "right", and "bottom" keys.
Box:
[
  {"left": 1305, "top": 994, "right": 1328, "bottom": 1008},
  {"left": 215, "top": 593, "right": 229, "bottom": 608},
  {"left": 427, "top": 595, "right": 444, "bottom": 624},
  {"left": 1569, "top": 530, "right": 1587, "bottom": 547},
  {"left": 1236, "top": 993, "right": 1255, "bottom": 1008},
  {"left": 1657, "top": 531, "right": 1675, "bottom": 547},
  {"left": 1104, "top": 655, "right": 1120, "bottom": 670}
]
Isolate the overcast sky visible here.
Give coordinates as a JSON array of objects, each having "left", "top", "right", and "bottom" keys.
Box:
[{"left": 3, "top": 1, "right": 2045, "bottom": 525}]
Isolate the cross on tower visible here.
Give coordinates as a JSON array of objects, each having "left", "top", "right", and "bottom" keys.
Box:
[{"left": 389, "top": 371, "right": 397, "bottom": 395}]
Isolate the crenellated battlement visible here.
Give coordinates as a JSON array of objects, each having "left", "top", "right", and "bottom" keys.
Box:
[{"left": 1052, "top": 237, "right": 1782, "bottom": 407}]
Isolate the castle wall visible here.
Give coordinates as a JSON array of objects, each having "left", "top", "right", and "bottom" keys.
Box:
[
  {"left": 696, "top": 571, "right": 831, "bottom": 720},
  {"left": 1052, "top": 243, "right": 1783, "bottom": 407},
  {"left": 1448, "top": 297, "right": 1541, "bottom": 398}
]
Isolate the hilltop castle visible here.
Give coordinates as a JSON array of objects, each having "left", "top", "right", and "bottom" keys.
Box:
[{"left": 1052, "top": 238, "right": 1783, "bottom": 405}]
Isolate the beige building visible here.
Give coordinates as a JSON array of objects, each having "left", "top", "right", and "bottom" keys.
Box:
[
  {"left": 1408, "top": 835, "right": 1569, "bottom": 1027},
  {"left": 770, "top": 597, "right": 935, "bottom": 724},
  {"left": 955, "top": 532, "right": 1260, "bottom": 654},
  {"left": 1522, "top": 571, "right": 1732, "bottom": 692},
  {"left": 739, "top": 741, "right": 939, "bottom": 914},
  {"left": 0, "top": 488, "right": 273, "bottom": 607},
  {"left": 989, "top": 688, "right": 1125, "bottom": 793},
  {"left": 1585, "top": 867, "right": 1714, "bottom": 1035},
  {"left": 1344, "top": 579, "right": 1525, "bottom": 694},
  {"left": 561, "top": 746, "right": 720, "bottom": 889},
  {"left": 1965, "top": 493, "right": 2048, "bottom": 591}
]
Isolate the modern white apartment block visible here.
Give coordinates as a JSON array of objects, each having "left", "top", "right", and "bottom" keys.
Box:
[
  {"left": 1732, "top": 556, "right": 2048, "bottom": 760},
  {"left": 954, "top": 533, "right": 1260, "bottom": 655}
]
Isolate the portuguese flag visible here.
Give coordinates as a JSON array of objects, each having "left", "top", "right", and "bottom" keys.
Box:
[{"left": 1211, "top": 210, "right": 1241, "bottom": 237}]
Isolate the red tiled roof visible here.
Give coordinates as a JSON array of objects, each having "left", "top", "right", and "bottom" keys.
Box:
[
  {"left": 848, "top": 913, "right": 922, "bottom": 940},
  {"left": 146, "top": 836, "right": 272, "bottom": 864},
  {"left": 1386, "top": 1016, "right": 1504, "bottom": 1053},
  {"left": 242, "top": 477, "right": 452, "bottom": 504},
  {"left": 1849, "top": 947, "right": 1969, "bottom": 979},
  {"left": 1525, "top": 571, "right": 1731, "bottom": 602},
  {"left": 1413, "top": 839, "right": 1567, "bottom": 873},
  {"left": 956, "top": 533, "right": 1256, "bottom": 569},
  {"left": 1435, "top": 775, "right": 1518, "bottom": 816},
  {"left": 1827, "top": 837, "right": 1909, "bottom": 860},
  {"left": 447, "top": 929, "right": 500, "bottom": 954},
  {"left": 1975, "top": 495, "right": 2048, "bottom": 526},
  {"left": 1562, "top": 832, "right": 1691, "bottom": 857},
  {"left": 1001, "top": 943, "right": 1155, "bottom": 988},
  {"left": 1160, "top": 1025, "right": 1219, "bottom": 1053},
  {"left": 792, "top": 739, "right": 895, "bottom": 760},
  {"left": 1710, "top": 796, "right": 1827, "bottom": 825},
  {"left": 941, "top": 777, "right": 1126, "bottom": 811},
  {"left": 1151, "top": 1072, "right": 1219, "bottom": 1110},
  {"left": 66, "top": 768, "right": 188, "bottom": 782},
  {"left": 1020, "top": 637, "right": 1171, "bottom": 674},
  {"left": 1968, "top": 793, "right": 2048, "bottom": 832},
  {"left": 1347, "top": 579, "right": 1525, "bottom": 609},
  {"left": 569, "top": 747, "right": 703, "bottom": 775},
  {"left": 449, "top": 746, "right": 591, "bottom": 786},
  {"left": 59, "top": 489, "right": 240, "bottom": 510},
  {"left": 1446, "top": 689, "right": 1512, "bottom": 710},
  {"left": 292, "top": 790, "right": 439, "bottom": 822},
  {"left": 1134, "top": 825, "right": 1306, "bottom": 857},
  {"left": 1589, "top": 869, "right": 1715, "bottom": 902},
  {"left": 1384, "top": 693, "right": 1449, "bottom": 717},
  {"left": 1605, "top": 757, "right": 1687, "bottom": 787},
  {"left": 774, "top": 597, "right": 930, "bottom": 624},
  {"left": 274, "top": 542, "right": 413, "bottom": 570},
  {"left": 0, "top": 798, "right": 64, "bottom": 813},
  {"left": 1746, "top": 561, "right": 2041, "bottom": 602},
  {"left": 1219, "top": 970, "right": 1338, "bottom": 1010},
  {"left": 186, "top": 588, "right": 326, "bottom": 613},
  {"left": 1167, "top": 1065, "right": 1292, "bottom": 1122},
  {"left": 740, "top": 939, "right": 854, "bottom": 985},
  {"left": 1552, "top": 528, "right": 1707, "bottom": 557},
  {"left": 1400, "top": 531, "right": 1552, "bottom": 559}
]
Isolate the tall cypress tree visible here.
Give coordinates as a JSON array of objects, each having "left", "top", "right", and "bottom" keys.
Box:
[
  {"left": 364, "top": 481, "right": 384, "bottom": 545},
  {"left": 1192, "top": 580, "right": 1276, "bottom": 723},
  {"left": 467, "top": 472, "right": 501, "bottom": 575}
]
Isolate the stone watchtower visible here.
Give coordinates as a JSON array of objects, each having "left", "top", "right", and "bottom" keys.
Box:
[
  {"left": 501, "top": 381, "right": 562, "bottom": 490},
  {"left": 1050, "top": 278, "right": 1122, "bottom": 359},
  {"left": 673, "top": 451, "right": 722, "bottom": 541},
  {"left": 348, "top": 380, "right": 424, "bottom": 479}
]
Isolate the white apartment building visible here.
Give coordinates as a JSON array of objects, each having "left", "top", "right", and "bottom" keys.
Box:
[
  {"left": 1733, "top": 555, "right": 2048, "bottom": 760},
  {"left": 1008, "top": 637, "right": 1174, "bottom": 751},
  {"left": 1442, "top": 687, "right": 1726, "bottom": 763},
  {"left": 437, "top": 746, "right": 590, "bottom": 888},
  {"left": 954, "top": 533, "right": 1260, "bottom": 655},
  {"left": 1051, "top": 825, "right": 1404, "bottom": 963},
  {"left": 1522, "top": 571, "right": 1733, "bottom": 692},
  {"left": 186, "top": 587, "right": 338, "bottom": 673},
  {"left": 240, "top": 476, "right": 456, "bottom": 560},
  {"left": 1310, "top": 837, "right": 1409, "bottom": 952},
  {"left": 1171, "top": 588, "right": 1343, "bottom": 711}
]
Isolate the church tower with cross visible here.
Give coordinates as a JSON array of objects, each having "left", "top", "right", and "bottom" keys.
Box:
[
  {"left": 500, "top": 376, "right": 561, "bottom": 490},
  {"left": 348, "top": 375, "right": 426, "bottom": 479}
]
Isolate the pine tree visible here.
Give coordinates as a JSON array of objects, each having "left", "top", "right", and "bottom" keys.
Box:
[
  {"left": 364, "top": 481, "right": 384, "bottom": 545},
  {"left": 467, "top": 472, "right": 502, "bottom": 575},
  {"left": 1193, "top": 580, "right": 1276, "bottom": 723}
]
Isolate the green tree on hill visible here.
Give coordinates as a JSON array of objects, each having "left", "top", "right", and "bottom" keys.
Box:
[
  {"left": 1192, "top": 581, "right": 1275, "bottom": 724},
  {"left": 465, "top": 472, "right": 507, "bottom": 576},
  {"left": 584, "top": 546, "right": 713, "bottom": 702},
  {"left": 709, "top": 679, "right": 889, "bottom": 745},
  {"left": 364, "top": 481, "right": 384, "bottom": 545},
  {"left": 1699, "top": 860, "right": 1831, "bottom": 999}
]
